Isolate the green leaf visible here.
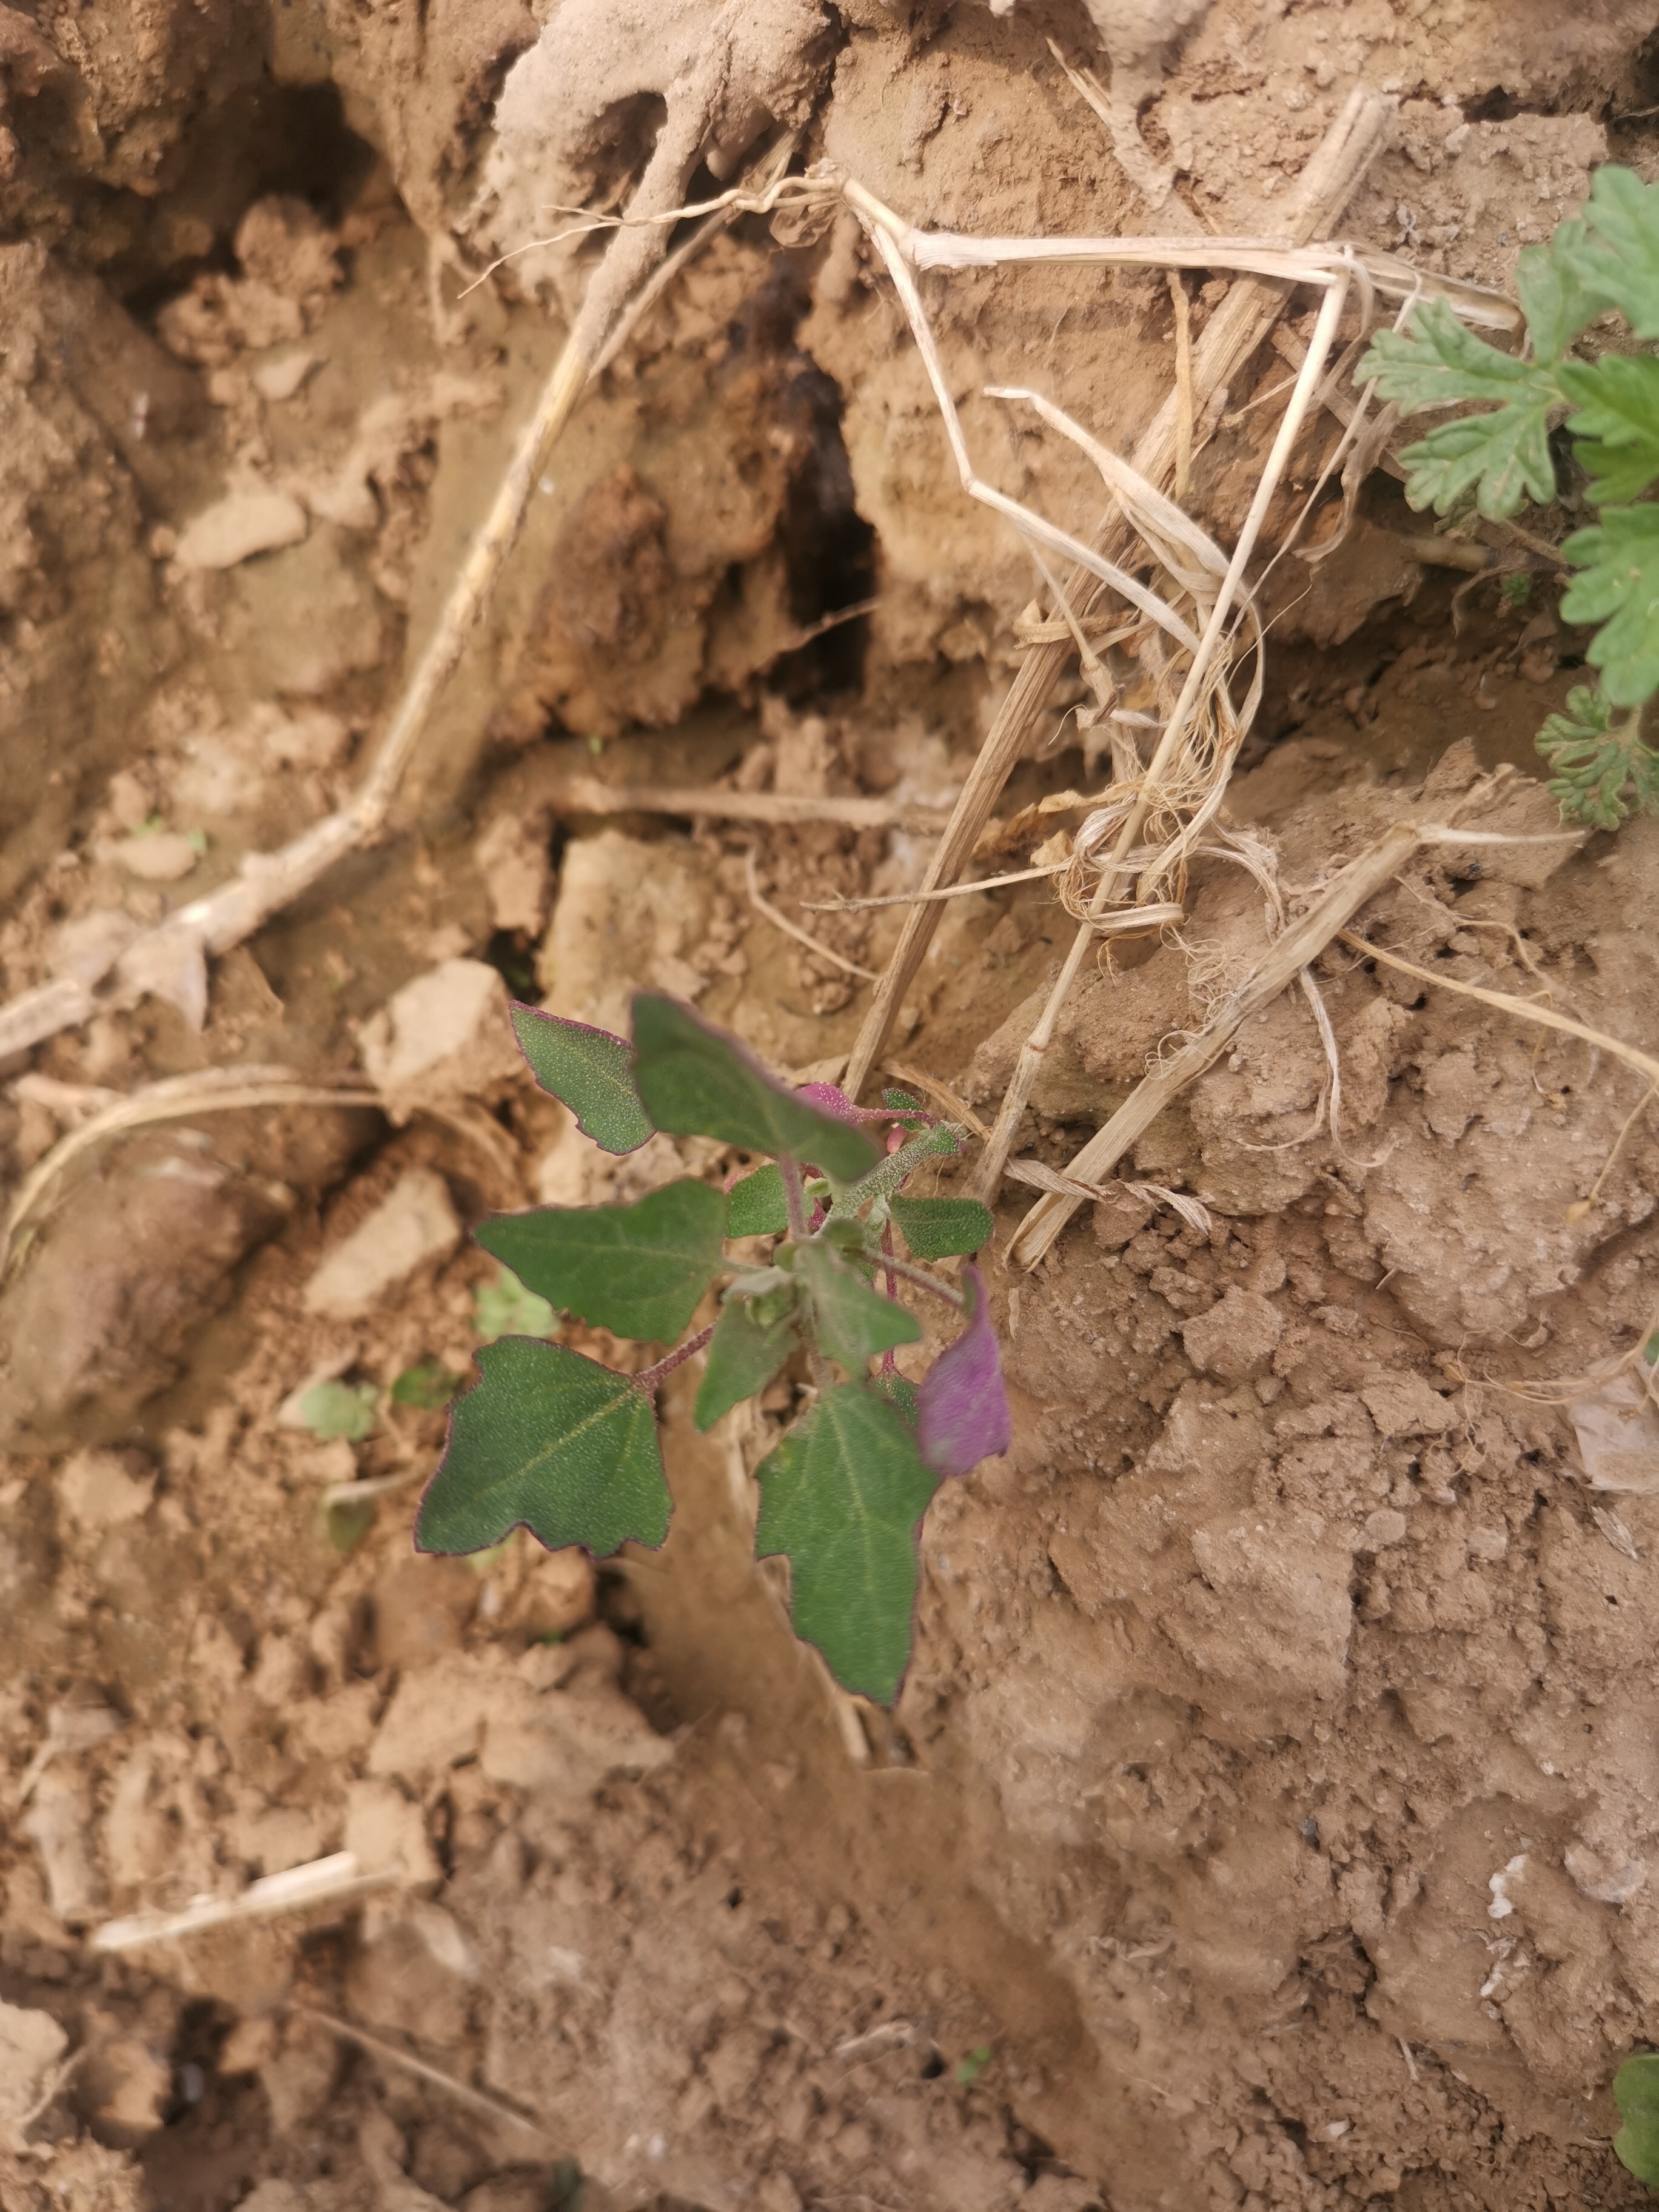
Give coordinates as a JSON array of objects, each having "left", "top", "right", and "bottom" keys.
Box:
[
  {"left": 390, "top": 1360, "right": 462, "bottom": 1409},
  {"left": 796, "top": 1241, "right": 920, "bottom": 1374},
  {"left": 416, "top": 1338, "right": 669, "bottom": 1556},
  {"left": 883, "top": 1088, "right": 923, "bottom": 1112},
  {"left": 476, "top": 1179, "right": 726, "bottom": 1346},
  {"left": 869, "top": 1366, "right": 919, "bottom": 1425},
  {"left": 1359, "top": 300, "right": 1559, "bottom": 518},
  {"left": 693, "top": 1296, "right": 799, "bottom": 1430},
  {"left": 1536, "top": 684, "right": 1659, "bottom": 828},
  {"left": 630, "top": 994, "right": 877, "bottom": 1182},
  {"left": 509, "top": 1004, "right": 652, "bottom": 1155},
  {"left": 954, "top": 2045, "right": 994, "bottom": 2087},
  {"left": 324, "top": 1498, "right": 377, "bottom": 1553},
  {"left": 475, "top": 1266, "right": 559, "bottom": 1344},
  {"left": 754, "top": 1384, "right": 941, "bottom": 1701},
  {"left": 1559, "top": 354, "right": 1659, "bottom": 504},
  {"left": 1515, "top": 220, "right": 1615, "bottom": 365},
  {"left": 1561, "top": 503, "right": 1659, "bottom": 704},
  {"left": 1580, "top": 167, "right": 1659, "bottom": 340},
  {"left": 726, "top": 1162, "right": 789, "bottom": 1237},
  {"left": 298, "top": 1379, "right": 378, "bottom": 1442},
  {"left": 1614, "top": 2052, "right": 1659, "bottom": 2186},
  {"left": 890, "top": 1195, "right": 994, "bottom": 1259},
  {"left": 833, "top": 1120, "right": 962, "bottom": 1216}
]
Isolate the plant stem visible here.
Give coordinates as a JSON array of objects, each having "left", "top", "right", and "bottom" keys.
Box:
[
  {"left": 632, "top": 1325, "right": 716, "bottom": 1393},
  {"left": 779, "top": 1153, "right": 835, "bottom": 1391},
  {"left": 873, "top": 1249, "right": 968, "bottom": 1312},
  {"left": 779, "top": 1153, "right": 809, "bottom": 1242}
]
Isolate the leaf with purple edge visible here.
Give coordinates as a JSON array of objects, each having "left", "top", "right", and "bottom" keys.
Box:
[
  {"left": 509, "top": 1004, "right": 652, "bottom": 1155},
  {"left": 797, "top": 1081, "right": 928, "bottom": 1127},
  {"left": 916, "top": 1264, "right": 1012, "bottom": 1478},
  {"left": 754, "top": 1382, "right": 940, "bottom": 1702},
  {"left": 631, "top": 995, "right": 877, "bottom": 1182},
  {"left": 416, "top": 1337, "right": 669, "bottom": 1557}
]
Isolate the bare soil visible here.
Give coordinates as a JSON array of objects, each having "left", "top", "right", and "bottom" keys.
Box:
[{"left": 5, "top": 7, "right": 1659, "bottom": 2212}]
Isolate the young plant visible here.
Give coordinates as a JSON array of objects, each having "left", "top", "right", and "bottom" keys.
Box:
[
  {"left": 1359, "top": 165, "right": 1659, "bottom": 830},
  {"left": 414, "top": 993, "right": 1011, "bottom": 1703}
]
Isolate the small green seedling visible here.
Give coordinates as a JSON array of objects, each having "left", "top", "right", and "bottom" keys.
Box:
[
  {"left": 1615, "top": 2051, "right": 1659, "bottom": 2187},
  {"left": 474, "top": 1266, "right": 559, "bottom": 1344},
  {"left": 298, "top": 1378, "right": 380, "bottom": 1443},
  {"left": 1360, "top": 165, "right": 1659, "bottom": 829},
  {"left": 954, "top": 2044, "right": 994, "bottom": 2086},
  {"left": 415, "top": 994, "right": 1011, "bottom": 1702}
]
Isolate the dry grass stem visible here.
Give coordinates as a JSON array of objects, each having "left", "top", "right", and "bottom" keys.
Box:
[
  {"left": 840, "top": 91, "right": 1396, "bottom": 1101},
  {"left": 745, "top": 849, "right": 879, "bottom": 982},
  {"left": 973, "top": 269, "right": 1353, "bottom": 1202},
  {"left": 541, "top": 775, "right": 955, "bottom": 834},
  {"left": 803, "top": 862, "right": 1066, "bottom": 912},
  {"left": 92, "top": 1852, "right": 402, "bottom": 1952},
  {"left": 880, "top": 1062, "right": 990, "bottom": 1139},
  {"left": 295, "top": 2005, "right": 557, "bottom": 2145},
  {"left": 1008, "top": 820, "right": 1423, "bottom": 1266},
  {"left": 1168, "top": 272, "right": 1195, "bottom": 502}
]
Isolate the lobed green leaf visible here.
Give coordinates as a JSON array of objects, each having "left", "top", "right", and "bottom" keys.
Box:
[
  {"left": 1558, "top": 353, "right": 1659, "bottom": 505},
  {"left": 631, "top": 994, "right": 877, "bottom": 1182},
  {"left": 1359, "top": 300, "right": 1559, "bottom": 518},
  {"left": 1580, "top": 167, "right": 1659, "bottom": 340},
  {"left": 1515, "top": 219, "right": 1615, "bottom": 365},
  {"left": 509, "top": 1004, "right": 653, "bottom": 1155},
  {"left": 890, "top": 1194, "right": 993, "bottom": 1259},
  {"left": 754, "top": 1382, "right": 941, "bottom": 1701},
  {"left": 475, "top": 1178, "right": 726, "bottom": 1346},
  {"left": 694, "top": 1295, "right": 799, "bottom": 1430},
  {"left": 1537, "top": 684, "right": 1659, "bottom": 828},
  {"left": 416, "top": 1337, "right": 669, "bottom": 1557},
  {"left": 1614, "top": 2051, "right": 1659, "bottom": 2186},
  {"left": 725, "top": 1162, "right": 789, "bottom": 1237},
  {"left": 1561, "top": 503, "right": 1659, "bottom": 703},
  {"left": 796, "top": 1241, "right": 920, "bottom": 1374}
]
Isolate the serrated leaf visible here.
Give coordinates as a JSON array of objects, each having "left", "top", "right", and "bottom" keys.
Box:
[
  {"left": 631, "top": 994, "right": 877, "bottom": 1182},
  {"left": 1359, "top": 300, "right": 1559, "bottom": 518},
  {"left": 298, "top": 1379, "right": 378, "bottom": 1441},
  {"left": 1515, "top": 220, "right": 1615, "bottom": 365},
  {"left": 1561, "top": 503, "right": 1659, "bottom": 703},
  {"left": 390, "top": 1360, "right": 462, "bottom": 1409},
  {"left": 416, "top": 1338, "right": 669, "bottom": 1556},
  {"left": 1580, "top": 167, "right": 1659, "bottom": 341},
  {"left": 890, "top": 1195, "right": 994, "bottom": 1259},
  {"left": 475, "top": 1266, "right": 558, "bottom": 1344},
  {"left": 726, "top": 1162, "right": 789, "bottom": 1237},
  {"left": 476, "top": 1178, "right": 726, "bottom": 1345},
  {"left": 1614, "top": 2052, "right": 1659, "bottom": 2185},
  {"left": 754, "top": 1383, "right": 940, "bottom": 1701},
  {"left": 1537, "top": 683, "right": 1659, "bottom": 828},
  {"left": 796, "top": 1241, "right": 920, "bottom": 1373},
  {"left": 1558, "top": 354, "right": 1659, "bottom": 504},
  {"left": 693, "top": 1296, "right": 799, "bottom": 1430},
  {"left": 509, "top": 1004, "right": 652, "bottom": 1155},
  {"left": 916, "top": 1264, "right": 1012, "bottom": 1478}
]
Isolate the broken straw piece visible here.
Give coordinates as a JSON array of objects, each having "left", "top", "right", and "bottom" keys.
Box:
[{"left": 90, "top": 1849, "right": 402, "bottom": 1952}]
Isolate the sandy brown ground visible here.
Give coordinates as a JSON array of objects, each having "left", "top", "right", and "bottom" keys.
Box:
[{"left": 5, "top": 5, "right": 1659, "bottom": 2210}]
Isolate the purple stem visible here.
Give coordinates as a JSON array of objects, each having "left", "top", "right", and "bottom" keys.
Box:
[{"left": 632, "top": 1324, "right": 716, "bottom": 1393}]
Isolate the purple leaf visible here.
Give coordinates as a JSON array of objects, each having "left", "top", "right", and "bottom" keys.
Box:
[{"left": 916, "top": 1264, "right": 1011, "bottom": 1479}]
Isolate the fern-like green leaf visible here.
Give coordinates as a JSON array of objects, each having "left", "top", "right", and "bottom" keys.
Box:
[
  {"left": 1561, "top": 503, "right": 1659, "bottom": 705},
  {"left": 1536, "top": 684, "right": 1659, "bottom": 829},
  {"left": 1557, "top": 354, "right": 1659, "bottom": 506},
  {"left": 1579, "top": 168, "right": 1659, "bottom": 341},
  {"left": 1359, "top": 300, "right": 1559, "bottom": 518}
]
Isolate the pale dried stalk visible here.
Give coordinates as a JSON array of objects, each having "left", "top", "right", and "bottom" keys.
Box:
[
  {"left": 540, "top": 775, "right": 955, "bottom": 834},
  {"left": 1008, "top": 821, "right": 1422, "bottom": 1267},
  {"left": 973, "top": 270, "right": 1352, "bottom": 1202},
  {"left": 745, "top": 848, "right": 878, "bottom": 981},
  {"left": 1336, "top": 934, "right": 1659, "bottom": 1088},
  {"left": 840, "top": 91, "right": 1396, "bottom": 1100},
  {"left": 296, "top": 2006, "right": 557, "bottom": 2145},
  {"left": 0, "top": 141, "right": 794, "bottom": 1068},
  {"left": 92, "top": 1852, "right": 401, "bottom": 1952}
]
